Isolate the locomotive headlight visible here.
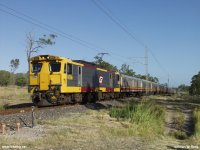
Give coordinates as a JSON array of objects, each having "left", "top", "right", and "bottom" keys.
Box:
[{"left": 49, "top": 56, "right": 55, "bottom": 60}]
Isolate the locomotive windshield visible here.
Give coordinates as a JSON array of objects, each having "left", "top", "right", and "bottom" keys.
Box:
[
  {"left": 32, "top": 63, "right": 42, "bottom": 73},
  {"left": 49, "top": 62, "right": 61, "bottom": 72}
]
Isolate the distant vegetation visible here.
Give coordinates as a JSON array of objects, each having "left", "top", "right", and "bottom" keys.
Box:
[
  {"left": 93, "top": 55, "right": 159, "bottom": 83},
  {"left": 178, "top": 84, "right": 190, "bottom": 92},
  {"left": 0, "top": 70, "right": 27, "bottom": 87},
  {"left": 15, "top": 73, "right": 28, "bottom": 86},
  {"left": 0, "top": 70, "right": 11, "bottom": 86},
  {"left": 177, "top": 71, "right": 200, "bottom": 96},
  {"left": 93, "top": 55, "right": 118, "bottom": 71},
  {"left": 190, "top": 72, "right": 200, "bottom": 95}
]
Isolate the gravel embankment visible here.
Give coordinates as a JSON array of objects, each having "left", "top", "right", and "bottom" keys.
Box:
[{"left": 0, "top": 98, "right": 137, "bottom": 131}]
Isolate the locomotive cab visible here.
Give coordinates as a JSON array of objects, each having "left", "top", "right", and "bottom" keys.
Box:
[
  {"left": 29, "top": 55, "right": 84, "bottom": 106},
  {"left": 29, "top": 55, "right": 65, "bottom": 105}
]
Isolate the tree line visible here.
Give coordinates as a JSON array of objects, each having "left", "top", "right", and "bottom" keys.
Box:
[
  {"left": 0, "top": 70, "right": 27, "bottom": 86},
  {"left": 177, "top": 72, "right": 200, "bottom": 96},
  {"left": 190, "top": 71, "right": 200, "bottom": 95},
  {"left": 93, "top": 55, "right": 159, "bottom": 83},
  {"left": 93, "top": 55, "right": 200, "bottom": 95}
]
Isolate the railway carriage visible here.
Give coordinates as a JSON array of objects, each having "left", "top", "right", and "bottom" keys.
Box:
[
  {"left": 120, "top": 74, "right": 160, "bottom": 96},
  {"left": 29, "top": 55, "right": 172, "bottom": 106}
]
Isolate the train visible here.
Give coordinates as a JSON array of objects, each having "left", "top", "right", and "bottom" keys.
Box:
[{"left": 28, "top": 55, "right": 173, "bottom": 106}]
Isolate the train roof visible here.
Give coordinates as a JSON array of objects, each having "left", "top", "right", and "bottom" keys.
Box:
[
  {"left": 30, "top": 55, "right": 67, "bottom": 61},
  {"left": 73, "top": 60, "right": 98, "bottom": 67},
  {"left": 121, "top": 74, "right": 160, "bottom": 85},
  {"left": 73, "top": 60, "right": 118, "bottom": 72}
]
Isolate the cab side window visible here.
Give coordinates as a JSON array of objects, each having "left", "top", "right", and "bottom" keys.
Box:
[
  {"left": 116, "top": 74, "right": 120, "bottom": 81},
  {"left": 67, "top": 64, "right": 73, "bottom": 75},
  {"left": 64, "top": 64, "right": 66, "bottom": 73}
]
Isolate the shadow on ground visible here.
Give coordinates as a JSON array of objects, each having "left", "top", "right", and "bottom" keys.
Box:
[
  {"left": 84, "top": 102, "right": 112, "bottom": 110},
  {"left": 84, "top": 98, "right": 138, "bottom": 110},
  {"left": 5, "top": 103, "right": 34, "bottom": 109}
]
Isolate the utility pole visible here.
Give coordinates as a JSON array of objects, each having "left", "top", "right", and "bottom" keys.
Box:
[
  {"left": 168, "top": 74, "right": 170, "bottom": 87},
  {"left": 98, "top": 53, "right": 109, "bottom": 60},
  {"left": 145, "top": 46, "right": 148, "bottom": 80}
]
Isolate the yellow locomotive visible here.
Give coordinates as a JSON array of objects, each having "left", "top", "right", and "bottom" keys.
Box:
[
  {"left": 29, "top": 55, "right": 120, "bottom": 106},
  {"left": 29, "top": 55, "right": 168, "bottom": 106}
]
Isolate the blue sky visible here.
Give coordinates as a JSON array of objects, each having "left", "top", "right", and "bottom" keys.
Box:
[{"left": 0, "top": 0, "right": 200, "bottom": 87}]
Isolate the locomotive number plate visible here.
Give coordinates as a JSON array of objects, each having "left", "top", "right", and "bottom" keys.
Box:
[{"left": 33, "top": 75, "right": 38, "bottom": 78}]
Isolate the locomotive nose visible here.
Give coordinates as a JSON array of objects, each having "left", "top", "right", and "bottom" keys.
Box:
[{"left": 39, "top": 72, "right": 49, "bottom": 90}]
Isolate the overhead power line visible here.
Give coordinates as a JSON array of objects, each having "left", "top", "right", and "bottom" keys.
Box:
[
  {"left": 91, "top": 0, "right": 171, "bottom": 81},
  {"left": 0, "top": 3, "right": 133, "bottom": 64},
  {"left": 0, "top": 3, "right": 103, "bottom": 52},
  {"left": 91, "top": 0, "right": 146, "bottom": 47}
]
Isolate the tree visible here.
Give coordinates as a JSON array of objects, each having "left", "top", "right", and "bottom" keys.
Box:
[
  {"left": 10, "top": 59, "right": 20, "bottom": 84},
  {"left": 26, "top": 33, "right": 56, "bottom": 81},
  {"left": 0, "top": 70, "right": 11, "bottom": 86},
  {"left": 189, "top": 72, "right": 200, "bottom": 95},
  {"left": 15, "top": 73, "right": 27, "bottom": 87},
  {"left": 147, "top": 74, "right": 159, "bottom": 83},
  {"left": 135, "top": 74, "right": 146, "bottom": 80},
  {"left": 153, "top": 77, "right": 159, "bottom": 83},
  {"left": 135, "top": 73, "right": 159, "bottom": 82},
  {"left": 93, "top": 55, "right": 118, "bottom": 71},
  {"left": 178, "top": 84, "right": 190, "bottom": 92},
  {"left": 10, "top": 59, "right": 20, "bottom": 73},
  {"left": 120, "top": 63, "right": 135, "bottom": 76}
]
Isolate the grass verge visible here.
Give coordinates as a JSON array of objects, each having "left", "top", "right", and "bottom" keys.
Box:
[
  {"left": 191, "top": 108, "right": 200, "bottom": 144},
  {"left": 109, "top": 100, "right": 165, "bottom": 137},
  {"left": 0, "top": 86, "right": 30, "bottom": 106},
  {"left": 0, "top": 104, "right": 8, "bottom": 110},
  {"left": 0, "top": 100, "right": 165, "bottom": 150}
]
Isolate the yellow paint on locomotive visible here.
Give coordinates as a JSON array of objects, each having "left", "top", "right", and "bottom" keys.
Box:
[
  {"left": 67, "top": 75, "right": 73, "bottom": 80},
  {"left": 114, "top": 88, "right": 120, "bottom": 92},
  {"left": 96, "top": 67, "right": 107, "bottom": 72},
  {"left": 61, "top": 86, "right": 82, "bottom": 93}
]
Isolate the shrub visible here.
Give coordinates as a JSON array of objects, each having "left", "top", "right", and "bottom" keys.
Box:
[
  {"left": 0, "top": 70, "right": 10, "bottom": 86},
  {"left": 15, "top": 73, "right": 27, "bottom": 86},
  {"left": 109, "top": 100, "right": 165, "bottom": 136}
]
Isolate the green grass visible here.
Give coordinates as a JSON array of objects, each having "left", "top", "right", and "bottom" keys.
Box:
[
  {"left": 186, "top": 108, "right": 200, "bottom": 144},
  {"left": 0, "top": 103, "right": 9, "bottom": 110},
  {"left": 0, "top": 105, "right": 4, "bottom": 110},
  {"left": 109, "top": 100, "right": 165, "bottom": 137},
  {"left": 193, "top": 109, "right": 200, "bottom": 137},
  {"left": 170, "top": 131, "right": 187, "bottom": 140}
]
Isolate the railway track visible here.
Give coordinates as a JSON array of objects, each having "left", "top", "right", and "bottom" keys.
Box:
[
  {"left": 0, "top": 107, "right": 32, "bottom": 116},
  {"left": 0, "top": 97, "right": 137, "bottom": 133},
  {"left": 0, "top": 103, "right": 75, "bottom": 116},
  {"left": 0, "top": 96, "right": 141, "bottom": 116}
]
